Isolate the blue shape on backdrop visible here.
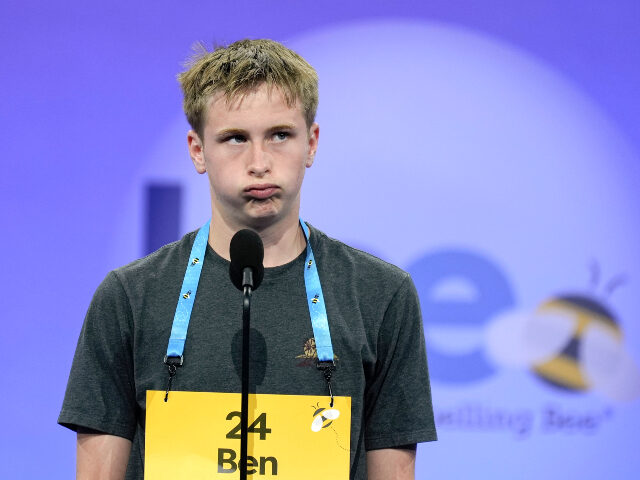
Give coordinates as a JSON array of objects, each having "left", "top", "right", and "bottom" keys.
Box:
[
  {"left": 408, "top": 250, "right": 515, "bottom": 383},
  {"left": 145, "top": 184, "right": 182, "bottom": 255}
]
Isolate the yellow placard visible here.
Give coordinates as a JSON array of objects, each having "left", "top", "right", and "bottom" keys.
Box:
[{"left": 145, "top": 391, "right": 351, "bottom": 479}]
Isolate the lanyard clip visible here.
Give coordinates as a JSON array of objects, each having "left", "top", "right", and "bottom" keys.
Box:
[
  {"left": 164, "top": 355, "right": 183, "bottom": 402},
  {"left": 316, "top": 360, "right": 336, "bottom": 407}
]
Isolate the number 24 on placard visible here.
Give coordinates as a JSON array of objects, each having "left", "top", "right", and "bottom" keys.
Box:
[{"left": 225, "top": 412, "right": 272, "bottom": 440}]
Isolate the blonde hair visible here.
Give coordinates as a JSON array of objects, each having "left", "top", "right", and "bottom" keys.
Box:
[{"left": 178, "top": 39, "right": 319, "bottom": 138}]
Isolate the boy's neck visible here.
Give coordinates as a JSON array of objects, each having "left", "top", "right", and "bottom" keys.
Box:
[{"left": 208, "top": 214, "right": 307, "bottom": 268}]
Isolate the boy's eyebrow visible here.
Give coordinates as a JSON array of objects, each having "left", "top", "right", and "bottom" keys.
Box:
[
  {"left": 267, "top": 123, "right": 296, "bottom": 131},
  {"left": 216, "top": 124, "right": 297, "bottom": 137},
  {"left": 216, "top": 128, "right": 247, "bottom": 137}
]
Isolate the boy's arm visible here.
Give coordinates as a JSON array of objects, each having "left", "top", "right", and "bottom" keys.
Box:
[
  {"left": 77, "top": 433, "right": 132, "bottom": 480},
  {"left": 367, "top": 448, "right": 416, "bottom": 480}
]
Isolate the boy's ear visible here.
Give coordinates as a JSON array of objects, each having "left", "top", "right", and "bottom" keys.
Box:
[
  {"left": 306, "top": 123, "right": 319, "bottom": 168},
  {"left": 188, "top": 130, "right": 206, "bottom": 174}
]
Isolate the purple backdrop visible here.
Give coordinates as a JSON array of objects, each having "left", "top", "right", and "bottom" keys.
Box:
[{"left": 1, "top": 1, "right": 639, "bottom": 478}]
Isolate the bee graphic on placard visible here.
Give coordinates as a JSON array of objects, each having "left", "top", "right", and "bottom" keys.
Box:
[
  {"left": 182, "top": 290, "right": 191, "bottom": 299},
  {"left": 310, "top": 402, "right": 340, "bottom": 432},
  {"left": 312, "top": 294, "right": 320, "bottom": 304},
  {"left": 484, "top": 264, "right": 640, "bottom": 402}
]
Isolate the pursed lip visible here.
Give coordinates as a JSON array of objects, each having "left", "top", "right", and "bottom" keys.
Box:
[{"left": 244, "top": 183, "right": 279, "bottom": 199}]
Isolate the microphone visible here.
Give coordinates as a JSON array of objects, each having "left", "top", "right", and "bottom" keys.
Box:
[
  {"left": 229, "top": 229, "right": 264, "bottom": 291},
  {"left": 229, "top": 229, "right": 264, "bottom": 480}
]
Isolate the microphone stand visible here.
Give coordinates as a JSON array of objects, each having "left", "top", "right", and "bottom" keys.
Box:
[
  {"left": 229, "top": 228, "right": 263, "bottom": 480},
  {"left": 240, "top": 275, "right": 253, "bottom": 480}
]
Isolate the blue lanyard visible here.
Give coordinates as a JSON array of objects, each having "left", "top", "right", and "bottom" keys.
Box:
[
  {"left": 165, "top": 219, "right": 335, "bottom": 364},
  {"left": 165, "top": 219, "right": 210, "bottom": 360},
  {"left": 299, "top": 220, "right": 334, "bottom": 363}
]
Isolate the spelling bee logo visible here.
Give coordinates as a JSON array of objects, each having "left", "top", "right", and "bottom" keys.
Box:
[
  {"left": 485, "top": 269, "right": 640, "bottom": 402},
  {"left": 410, "top": 250, "right": 640, "bottom": 402}
]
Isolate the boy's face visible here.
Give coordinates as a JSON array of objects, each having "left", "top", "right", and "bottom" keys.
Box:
[{"left": 188, "top": 83, "right": 319, "bottom": 231}]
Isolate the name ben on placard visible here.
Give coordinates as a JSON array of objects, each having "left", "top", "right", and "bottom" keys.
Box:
[{"left": 219, "top": 411, "right": 278, "bottom": 476}]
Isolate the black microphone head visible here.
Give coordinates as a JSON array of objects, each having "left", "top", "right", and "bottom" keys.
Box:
[{"left": 229, "top": 229, "right": 264, "bottom": 291}]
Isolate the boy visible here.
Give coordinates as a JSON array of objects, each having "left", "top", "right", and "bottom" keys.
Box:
[{"left": 60, "top": 39, "right": 436, "bottom": 479}]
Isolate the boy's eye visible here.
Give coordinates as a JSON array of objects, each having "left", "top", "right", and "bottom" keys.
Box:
[
  {"left": 273, "top": 131, "right": 289, "bottom": 141},
  {"left": 226, "top": 134, "right": 246, "bottom": 144}
]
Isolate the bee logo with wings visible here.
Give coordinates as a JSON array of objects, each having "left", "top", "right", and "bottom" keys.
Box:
[
  {"left": 310, "top": 403, "right": 340, "bottom": 432},
  {"left": 485, "top": 265, "right": 640, "bottom": 402}
]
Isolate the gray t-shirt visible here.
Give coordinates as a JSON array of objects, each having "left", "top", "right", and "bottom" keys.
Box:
[{"left": 59, "top": 224, "right": 436, "bottom": 479}]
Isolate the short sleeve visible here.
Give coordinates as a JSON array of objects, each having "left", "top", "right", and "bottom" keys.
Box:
[
  {"left": 363, "top": 274, "right": 437, "bottom": 450},
  {"left": 58, "top": 271, "right": 137, "bottom": 440}
]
